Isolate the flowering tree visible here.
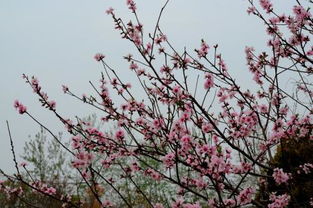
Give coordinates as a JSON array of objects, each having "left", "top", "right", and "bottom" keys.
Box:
[{"left": 2, "top": 0, "right": 313, "bottom": 207}]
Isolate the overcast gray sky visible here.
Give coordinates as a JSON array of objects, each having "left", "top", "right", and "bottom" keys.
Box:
[{"left": 0, "top": 0, "right": 293, "bottom": 173}]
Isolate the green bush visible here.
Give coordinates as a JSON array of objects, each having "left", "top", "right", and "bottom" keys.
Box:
[{"left": 257, "top": 137, "right": 313, "bottom": 207}]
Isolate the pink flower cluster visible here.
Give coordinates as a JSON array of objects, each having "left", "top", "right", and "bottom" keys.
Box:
[
  {"left": 259, "top": 0, "right": 273, "bottom": 13},
  {"left": 105, "top": 7, "right": 114, "bottom": 15},
  {"left": 293, "top": 5, "right": 311, "bottom": 22},
  {"left": 272, "top": 168, "right": 290, "bottom": 185},
  {"left": 62, "top": 85, "right": 69, "bottom": 93},
  {"left": 126, "top": 0, "right": 137, "bottom": 12},
  {"left": 115, "top": 129, "right": 125, "bottom": 141},
  {"left": 298, "top": 163, "right": 313, "bottom": 174},
  {"left": 237, "top": 187, "right": 254, "bottom": 205},
  {"left": 12, "top": 0, "right": 313, "bottom": 207},
  {"left": 144, "top": 168, "right": 162, "bottom": 181},
  {"left": 126, "top": 22, "right": 142, "bottom": 46},
  {"left": 72, "top": 151, "right": 95, "bottom": 169},
  {"left": 22, "top": 75, "right": 57, "bottom": 110},
  {"left": 171, "top": 198, "right": 201, "bottom": 208},
  {"left": 204, "top": 73, "right": 214, "bottom": 89},
  {"left": 31, "top": 181, "right": 57, "bottom": 196},
  {"left": 14, "top": 100, "right": 27, "bottom": 114},
  {"left": 197, "top": 40, "right": 209, "bottom": 58},
  {"left": 154, "top": 34, "right": 167, "bottom": 45},
  {"left": 94, "top": 53, "right": 105, "bottom": 62},
  {"left": 162, "top": 152, "right": 175, "bottom": 168},
  {"left": 268, "top": 193, "right": 290, "bottom": 208}
]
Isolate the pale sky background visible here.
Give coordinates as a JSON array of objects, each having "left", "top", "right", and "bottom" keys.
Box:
[{"left": 0, "top": 0, "right": 294, "bottom": 174}]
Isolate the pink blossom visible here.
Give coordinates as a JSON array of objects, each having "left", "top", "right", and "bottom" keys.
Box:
[
  {"left": 258, "top": 104, "right": 268, "bottom": 113},
  {"left": 195, "top": 177, "right": 207, "bottom": 189},
  {"left": 14, "top": 100, "right": 27, "bottom": 114},
  {"left": 162, "top": 152, "right": 175, "bottom": 168},
  {"left": 153, "top": 118, "right": 164, "bottom": 129},
  {"left": 94, "top": 53, "right": 105, "bottom": 61},
  {"left": 202, "top": 123, "right": 213, "bottom": 133},
  {"left": 237, "top": 187, "right": 254, "bottom": 205},
  {"left": 105, "top": 7, "right": 114, "bottom": 15},
  {"left": 81, "top": 169, "right": 91, "bottom": 179},
  {"left": 102, "top": 200, "right": 113, "bottom": 207},
  {"left": 179, "top": 112, "right": 190, "bottom": 122},
  {"left": 183, "top": 202, "right": 201, "bottom": 208},
  {"left": 272, "top": 168, "right": 290, "bottom": 185},
  {"left": 19, "top": 162, "right": 28, "bottom": 167},
  {"left": 45, "top": 187, "right": 56, "bottom": 195},
  {"left": 126, "top": 0, "right": 137, "bottom": 12},
  {"left": 10, "top": 2, "right": 313, "bottom": 207},
  {"left": 115, "top": 129, "right": 125, "bottom": 141},
  {"left": 160, "top": 34, "right": 167, "bottom": 41},
  {"left": 259, "top": 0, "right": 273, "bottom": 13},
  {"left": 160, "top": 65, "right": 171, "bottom": 73},
  {"left": 130, "top": 162, "right": 141, "bottom": 172},
  {"left": 268, "top": 193, "right": 290, "bottom": 208},
  {"left": 217, "top": 55, "right": 228, "bottom": 73},
  {"left": 184, "top": 57, "right": 191, "bottom": 65},
  {"left": 306, "top": 46, "right": 313, "bottom": 56},
  {"left": 145, "top": 42, "right": 152, "bottom": 53},
  {"left": 197, "top": 40, "right": 209, "bottom": 58},
  {"left": 48, "top": 100, "right": 56, "bottom": 110},
  {"left": 171, "top": 198, "right": 184, "bottom": 208},
  {"left": 62, "top": 85, "right": 69, "bottom": 93},
  {"left": 293, "top": 5, "right": 311, "bottom": 22},
  {"left": 298, "top": 163, "right": 313, "bottom": 174},
  {"left": 145, "top": 168, "right": 162, "bottom": 181},
  {"left": 71, "top": 136, "right": 82, "bottom": 150},
  {"left": 204, "top": 73, "right": 214, "bottom": 89},
  {"left": 153, "top": 203, "right": 164, "bottom": 208},
  {"left": 247, "top": 6, "right": 256, "bottom": 15},
  {"left": 223, "top": 199, "right": 236, "bottom": 207},
  {"left": 172, "top": 85, "right": 182, "bottom": 95},
  {"left": 129, "top": 62, "right": 138, "bottom": 70}
]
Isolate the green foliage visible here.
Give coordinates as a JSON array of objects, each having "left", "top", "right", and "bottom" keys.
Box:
[
  {"left": 21, "top": 127, "right": 74, "bottom": 191},
  {"left": 0, "top": 180, "right": 64, "bottom": 208},
  {"left": 0, "top": 127, "right": 76, "bottom": 208},
  {"left": 257, "top": 137, "right": 313, "bottom": 207},
  {"left": 1, "top": 117, "right": 179, "bottom": 207}
]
